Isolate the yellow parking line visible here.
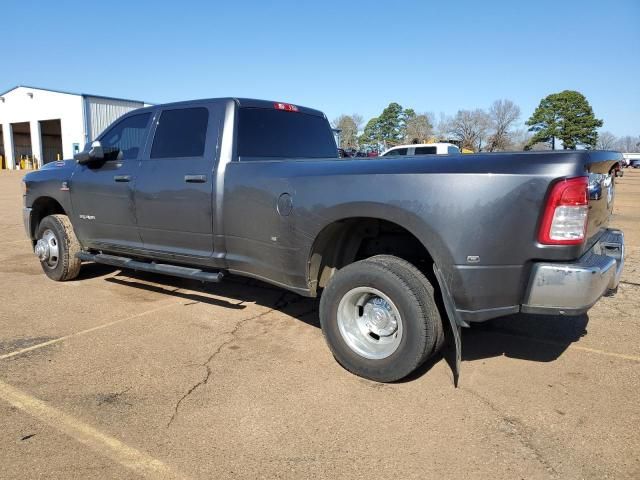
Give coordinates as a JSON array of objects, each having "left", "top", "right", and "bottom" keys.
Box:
[
  {"left": 568, "top": 344, "right": 640, "bottom": 362},
  {"left": 0, "top": 379, "right": 188, "bottom": 479},
  {"left": 0, "top": 301, "right": 181, "bottom": 361},
  {"left": 492, "top": 331, "right": 640, "bottom": 362}
]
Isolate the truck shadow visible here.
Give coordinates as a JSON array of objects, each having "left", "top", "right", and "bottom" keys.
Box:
[
  {"left": 461, "top": 313, "right": 589, "bottom": 363},
  {"left": 105, "top": 275, "right": 248, "bottom": 310},
  {"left": 76, "top": 262, "right": 124, "bottom": 280},
  {"left": 96, "top": 268, "right": 321, "bottom": 329},
  {"left": 403, "top": 313, "right": 589, "bottom": 383},
  {"left": 82, "top": 265, "right": 589, "bottom": 381}
]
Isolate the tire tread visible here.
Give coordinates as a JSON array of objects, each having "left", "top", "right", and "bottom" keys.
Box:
[
  {"left": 319, "top": 254, "right": 443, "bottom": 382},
  {"left": 37, "top": 214, "right": 82, "bottom": 281}
]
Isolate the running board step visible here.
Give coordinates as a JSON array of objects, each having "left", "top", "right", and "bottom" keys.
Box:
[{"left": 76, "top": 252, "right": 224, "bottom": 283}]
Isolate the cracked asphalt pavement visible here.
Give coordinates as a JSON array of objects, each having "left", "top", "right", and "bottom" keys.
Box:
[{"left": 1, "top": 169, "right": 639, "bottom": 479}]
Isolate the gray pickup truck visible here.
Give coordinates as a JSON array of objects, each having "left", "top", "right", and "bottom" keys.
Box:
[{"left": 22, "top": 98, "right": 624, "bottom": 382}]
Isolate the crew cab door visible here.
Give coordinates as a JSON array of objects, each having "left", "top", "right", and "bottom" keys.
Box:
[
  {"left": 134, "top": 105, "right": 221, "bottom": 258},
  {"left": 70, "top": 111, "right": 153, "bottom": 249}
]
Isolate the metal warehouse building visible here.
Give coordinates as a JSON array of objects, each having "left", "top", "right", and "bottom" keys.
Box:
[{"left": 0, "top": 85, "right": 149, "bottom": 169}]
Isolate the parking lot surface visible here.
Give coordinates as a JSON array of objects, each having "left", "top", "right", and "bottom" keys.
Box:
[{"left": 1, "top": 169, "right": 639, "bottom": 479}]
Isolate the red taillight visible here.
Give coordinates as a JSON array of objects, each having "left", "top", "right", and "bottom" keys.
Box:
[
  {"left": 274, "top": 102, "right": 299, "bottom": 112},
  {"left": 538, "top": 176, "right": 589, "bottom": 245}
]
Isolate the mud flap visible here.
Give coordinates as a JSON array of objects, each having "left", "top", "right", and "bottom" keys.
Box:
[{"left": 433, "top": 265, "right": 463, "bottom": 387}]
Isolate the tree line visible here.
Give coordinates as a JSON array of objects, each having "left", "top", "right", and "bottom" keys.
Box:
[
  {"left": 595, "top": 132, "right": 640, "bottom": 153},
  {"left": 332, "top": 90, "right": 637, "bottom": 153}
]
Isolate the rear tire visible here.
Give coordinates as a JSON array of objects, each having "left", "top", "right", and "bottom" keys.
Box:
[
  {"left": 373, "top": 255, "right": 445, "bottom": 353},
  {"left": 319, "top": 255, "right": 443, "bottom": 382},
  {"left": 35, "top": 214, "right": 82, "bottom": 281}
]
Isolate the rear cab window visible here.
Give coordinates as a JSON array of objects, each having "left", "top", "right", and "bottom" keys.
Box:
[
  {"left": 414, "top": 146, "right": 437, "bottom": 155},
  {"left": 237, "top": 108, "right": 337, "bottom": 159}
]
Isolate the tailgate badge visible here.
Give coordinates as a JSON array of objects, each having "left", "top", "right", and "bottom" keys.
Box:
[{"left": 466, "top": 255, "right": 480, "bottom": 263}]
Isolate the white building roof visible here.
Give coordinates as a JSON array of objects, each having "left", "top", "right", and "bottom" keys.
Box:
[{"left": 0, "top": 85, "right": 149, "bottom": 105}]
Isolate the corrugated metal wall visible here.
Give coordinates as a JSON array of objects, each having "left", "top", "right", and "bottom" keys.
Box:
[{"left": 84, "top": 96, "right": 145, "bottom": 142}]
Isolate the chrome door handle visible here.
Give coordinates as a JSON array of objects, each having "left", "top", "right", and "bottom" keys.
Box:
[
  {"left": 114, "top": 175, "right": 131, "bottom": 182},
  {"left": 184, "top": 175, "right": 207, "bottom": 183}
]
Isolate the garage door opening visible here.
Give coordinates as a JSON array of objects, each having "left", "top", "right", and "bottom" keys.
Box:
[
  {"left": 40, "top": 119, "right": 63, "bottom": 164},
  {"left": 11, "top": 122, "right": 32, "bottom": 168}
]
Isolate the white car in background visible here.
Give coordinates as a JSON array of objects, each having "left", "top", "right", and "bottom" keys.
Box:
[{"left": 381, "top": 143, "right": 460, "bottom": 157}]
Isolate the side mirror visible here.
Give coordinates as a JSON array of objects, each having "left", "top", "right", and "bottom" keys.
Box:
[{"left": 75, "top": 141, "right": 104, "bottom": 165}]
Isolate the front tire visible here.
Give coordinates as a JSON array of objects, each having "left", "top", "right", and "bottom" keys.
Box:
[
  {"left": 319, "top": 255, "right": 443, "bottom": 382},
  {"left": 35, "top": 214, "right": 82, "bottom": 281}
]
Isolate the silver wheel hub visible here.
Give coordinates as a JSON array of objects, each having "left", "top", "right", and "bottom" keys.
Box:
[
  {"left": 35, "top": 229, "right": 59, "bottom": 268},
  {"left": 362, "top": 298, "right": 398, "bottom": 337},
  {"left": 337, "top": 287, "right": 403, "bottom": 360}
]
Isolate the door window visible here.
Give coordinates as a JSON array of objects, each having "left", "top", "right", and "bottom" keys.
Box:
[
  {"left": 99, "top": 113, "right": 151, "bottom": 161},
  {"left": 150, "top": 108, "right": 209, "bottom": 158},
  {"left": 385, "top": 148, "right": 408, "bottom": 156}
]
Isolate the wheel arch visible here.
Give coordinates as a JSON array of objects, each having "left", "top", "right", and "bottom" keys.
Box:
[
  {"left": 306, "top": 214, "right": 449, "bottom": 296},
  {"left": 30, "top": 196, "right": 67, "bottom": 239}
]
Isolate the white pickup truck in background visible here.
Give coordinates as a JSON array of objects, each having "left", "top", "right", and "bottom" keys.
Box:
[{"left": 381, "top": 142, "right": 460, "bottom": 156}]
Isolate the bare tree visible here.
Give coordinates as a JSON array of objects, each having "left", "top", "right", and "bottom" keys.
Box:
[
  {"left": 614, "top": 135, "right": 640, "bottom": 153},
  {"left": 434, "top": 112, "right": 451, "bottom": 141},
  {"left": 448, "top": 109, "right": 490, "bottom": 152},
  {"left": 510, "top": 128, "right": 534, "bottom": 151},
  {"left": 352, "top": 114, "right": 363, "bottom": 133},
  {"left": 404, "top": 112, "right": 433, "bottom": 143},
  {"left": 332, "top": 114, "right": 361, "bottom": 149},
  {"left": 596, "top": 131, "right": 617, "bottom": 150},
  {"left": 486, "top": 99, "right": 521, "bottom": 151}
]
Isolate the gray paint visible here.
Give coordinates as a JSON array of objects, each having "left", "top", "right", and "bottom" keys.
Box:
[{"left": 22, "top": 98, "right": 623, "bottom": 322}]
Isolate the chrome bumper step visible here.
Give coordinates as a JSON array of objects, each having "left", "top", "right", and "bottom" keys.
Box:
[{"left": 521, "top": 229, "right": 624, "bottom": 315}]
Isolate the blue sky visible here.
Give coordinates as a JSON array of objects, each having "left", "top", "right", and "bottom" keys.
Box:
[{"left": 3, "top": 0, "right": 639, "bottom": 135}]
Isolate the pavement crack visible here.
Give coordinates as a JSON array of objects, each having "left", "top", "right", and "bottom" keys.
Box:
[
  {"left": 461, "top": 387, "right": 559, "bottom": 477},
  {"left": 166, "top": 294, "right": 290, "bottom": 428}
]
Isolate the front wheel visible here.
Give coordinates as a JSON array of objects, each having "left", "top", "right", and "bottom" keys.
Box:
[
  {"left": 319, "top": 255, "right": 443, "bottom": 382},
  {"left": 35, "top": 214, "right": 82, "bottom": 281}
]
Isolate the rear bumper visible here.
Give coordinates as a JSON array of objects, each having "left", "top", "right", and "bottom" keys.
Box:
[{"left": 521, "top": 229, "right": 624, "bottom": 315}]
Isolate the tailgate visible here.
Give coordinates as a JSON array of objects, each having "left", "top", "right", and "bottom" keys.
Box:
[{"left": 585, "top": 150, "right": 622, "bottom": 247}]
